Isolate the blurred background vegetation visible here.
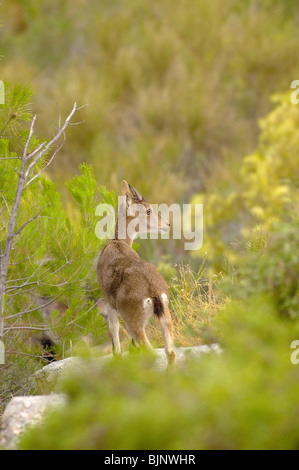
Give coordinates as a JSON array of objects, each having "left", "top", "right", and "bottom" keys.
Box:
[
  {"left": 2, "top": 0, "right": 299, "bottom": 264},
  {"left": 1, "top": 2, "right": 298, "bottom": 197},
  {"left": 1, "top": 0, "right": 299, "bottom": 449}
]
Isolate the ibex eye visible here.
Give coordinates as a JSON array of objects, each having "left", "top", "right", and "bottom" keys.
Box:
[{"left": 146, "top": 209, "right": 151, "bottom": 215}]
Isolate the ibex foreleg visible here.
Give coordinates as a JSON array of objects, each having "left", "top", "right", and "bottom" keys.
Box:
[{"left": 107, "top": 306, "right": 121, "bottom": 356}]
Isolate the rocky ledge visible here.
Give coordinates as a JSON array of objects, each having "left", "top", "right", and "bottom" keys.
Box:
[{"left": 1, "top": 344, "right": 222, "bottom": 449}]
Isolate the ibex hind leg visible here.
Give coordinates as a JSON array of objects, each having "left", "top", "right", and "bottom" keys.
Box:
[
  {"left": 126, "top": 322, "right": 153, "bottom": 351},
  {"left": 122, "top": 299, "right": 154, "bottom": 352},
  {"left": 106, "top": 305, "right": 122, "bottom": 356},
  {"left": 158, "top": 296, "right": 176, "bottom": 366}
]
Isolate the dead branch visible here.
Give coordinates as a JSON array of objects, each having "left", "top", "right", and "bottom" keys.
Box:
[{"left": 0, "top": 102, "right": 80, "bottom": 340}]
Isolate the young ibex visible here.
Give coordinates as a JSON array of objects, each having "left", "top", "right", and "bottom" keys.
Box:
[{"left": 97, "top": 181, "right": 176, "bottom": 365}]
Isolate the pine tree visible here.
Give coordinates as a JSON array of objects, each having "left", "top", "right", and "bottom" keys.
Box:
[{"left": 0, "top": 83, "right": 113, "bottom": 403}]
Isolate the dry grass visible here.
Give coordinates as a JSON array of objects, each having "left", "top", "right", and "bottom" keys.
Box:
[{"left": 147, "top": 263, "right": 224, "bottom": 347}]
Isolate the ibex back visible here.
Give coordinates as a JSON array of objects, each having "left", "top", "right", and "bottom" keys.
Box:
[{"left": 97, "top": 181, "right": 175, "bottom": 364}]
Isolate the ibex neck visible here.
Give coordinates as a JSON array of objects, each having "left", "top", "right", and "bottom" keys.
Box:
[{"left": 113, "top": 219, "right": 135, "bottom": 247}]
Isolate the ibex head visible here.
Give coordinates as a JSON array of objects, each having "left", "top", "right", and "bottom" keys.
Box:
[{"left": 121, "top": 180, "right": 170, "bottom": 236}]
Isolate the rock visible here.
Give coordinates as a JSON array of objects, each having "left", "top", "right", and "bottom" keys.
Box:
[
  {"left": 34, "top": 354, "right": 112, "bottom": 393},
  {"left": 0, "top": 344, "right": 222, "bottom": 449},
  {"left": 154, "top": 344, "right": 222, "bottom": 370},
  {"left": 0, "top": 394, "right": 66, "bottom": 449},
  {"left": 34, "top": 356, "right": 84, "bottom": 393},
  {"left": 34, "top": 344, "right": 222, "bottom": 392}
]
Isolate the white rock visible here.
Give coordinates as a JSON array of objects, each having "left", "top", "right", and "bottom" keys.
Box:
[
  {"left": 0, "top": 394, "right": 66, "bottom": 449},
  {"left": 34, "top": 344, "right": 222, "bottom": 390}
]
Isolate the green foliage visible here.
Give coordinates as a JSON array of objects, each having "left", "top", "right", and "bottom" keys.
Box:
[
  {"left": 0, "top": 356, "right": 39, "bottom": 416},
  {"left": 0, "top": 82, "right": 33, "bottom": 142},
  {"left": 225, "top": 221, "right": 299, "bottom": 320},
  {"left": 1, "top": 155, "right": 109, "bottom": 342},
  {"left": 192, "top": 93, "right": 299, "bottom": 265},
  {"left": 19, "top": 294, "right": 299, "bottom": 450},
  {"left": 99, "top": 185, "right": 117, "bottom": 209}
]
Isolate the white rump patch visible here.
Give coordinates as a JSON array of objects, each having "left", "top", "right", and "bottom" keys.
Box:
[
  {"left": 161, "top": 293, "right": 168, "bottom": 304},
  {"left": 143, "top": 298, "right": 152, "bottom": 308}
]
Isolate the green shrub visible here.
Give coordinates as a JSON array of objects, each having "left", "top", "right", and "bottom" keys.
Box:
[
  {"left": 224, "top": 221, "right": 299, "bottom": 320},
  {"left": 19, "top": 294, "right": 299, "bottom": 450}
]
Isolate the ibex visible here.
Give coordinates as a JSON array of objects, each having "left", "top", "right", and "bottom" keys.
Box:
[{"left": 97, "top": 181, "right": 176, "bottom": 365}]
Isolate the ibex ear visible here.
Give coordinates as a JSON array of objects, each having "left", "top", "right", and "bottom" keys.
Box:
[
  {"left": 129, "top": 184, "right": 143, "bottom": 202},
  {"left": 122, "top": 180, "right": 134, "bottom": 207},
  {"left": 122, "top": 180, "right": 143, "bottom": 206}
]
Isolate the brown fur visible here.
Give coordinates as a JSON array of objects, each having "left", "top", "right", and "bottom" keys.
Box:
[{"left": 97, "top": 181, "right": 175, "bottom": 364}]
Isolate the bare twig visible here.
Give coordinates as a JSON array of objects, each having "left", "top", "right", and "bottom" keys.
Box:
[
  {"left": 24, "top": 102, "right": 78, "bottom": 185},
  {"left": 23, "top": 115, "right": 37, "bottom": 161},
  {"left": 4, "top": 295, "right": 61, "bottom": 321},
  {"left": 25, "top": 140, "right": 65, "bottom": 188}
]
